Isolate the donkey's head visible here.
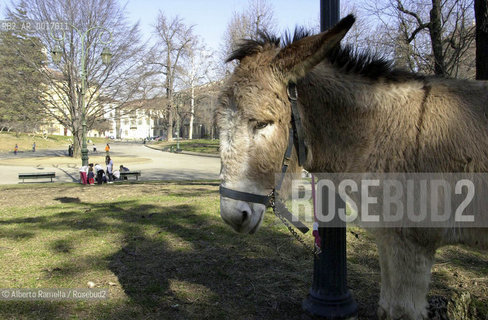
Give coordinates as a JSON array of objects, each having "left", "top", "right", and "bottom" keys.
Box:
[{"left": 217, "top": 15, "right": 355, "bottom": 233}]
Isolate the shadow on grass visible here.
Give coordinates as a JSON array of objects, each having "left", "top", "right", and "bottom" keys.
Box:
[
  {"left": 54, "top": 197, "right": 81, "bottom": 203},
  {"left": 2, "top": 188, "right": 484, "bottom": 319},
  {"left": 0, "top": 195, "right": 321, "bottom": 319}
]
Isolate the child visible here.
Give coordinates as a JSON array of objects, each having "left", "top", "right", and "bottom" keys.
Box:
[{"left": 87, "top": 164, "right": 95, "bottom": 185}]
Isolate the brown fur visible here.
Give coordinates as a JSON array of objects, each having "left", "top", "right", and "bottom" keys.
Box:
[{"left": 218, "top": 14, "right": 488, "bottom": 320}]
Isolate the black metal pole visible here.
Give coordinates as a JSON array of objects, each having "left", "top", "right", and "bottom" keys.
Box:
[
  {"left": 320, "top": 0, "right": 341, "bottom": 32},
  {"left": 302, "top": 1, "right": 358, "bottom": 319}
]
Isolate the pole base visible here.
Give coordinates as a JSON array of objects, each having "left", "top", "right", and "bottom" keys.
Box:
[{"left": 302, "top": 289, "right": 358, "bottom": 319}]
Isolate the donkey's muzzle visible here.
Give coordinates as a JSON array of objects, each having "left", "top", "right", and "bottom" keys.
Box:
[{"left": 220, "top": 196, "right": 265, "bottom": 234}]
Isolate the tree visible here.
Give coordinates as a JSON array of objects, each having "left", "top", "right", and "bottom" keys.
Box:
[
  {"left": 0, "top": 7, "right": 47, "bottom": 133},
  {"left": 475, "top": 0, "right": 488, "bottom": 79},
  {"left": 220, "top": 0, "right": 277, "bottom": 72},
  {"left": 178, "top": 39, "right": 216, "bottom": 140},
  {"left": 6, "top": 0, "right": 147, "bottom": 156},
  {"left": 363, "top": 0, "right": 476, "bottom": 78},
  {"left": 149, "top": 12, "right": 195, "bottom": 141}
]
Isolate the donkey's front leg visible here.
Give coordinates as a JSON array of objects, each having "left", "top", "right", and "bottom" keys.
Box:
[{"left": 375, "top": 232, "right": 435, "bottom": 320}]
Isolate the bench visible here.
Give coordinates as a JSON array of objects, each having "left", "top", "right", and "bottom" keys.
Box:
[
  {"left": 119, "top": 171, "right": 141, "bottom": 181},
  {"left": 19, "top": 172, "right": 56, "bottom": 183}
]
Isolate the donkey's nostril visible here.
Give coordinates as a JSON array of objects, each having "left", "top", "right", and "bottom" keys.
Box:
[
  {"left": 241, "top": 210, "right": 249, "bottom": 223},
  {"left": 229, "top": 201, "right": 252, "bottom": 229}
]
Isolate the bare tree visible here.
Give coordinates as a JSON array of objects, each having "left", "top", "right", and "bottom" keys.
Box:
[
  {"left": 6, "top": 0, "right": 147, "bottom": 156},
  {"left": 177, "top": 38, "right": 218, "bottom": 140},
  {"left": 475, "top": 0, "right": 488, "bottom": 79},
  {"left": 149, "top": 12, "right": 195, "bottom": 141},
  {"left": 362, "top": 0, "right": 476, "bottom": 78},
  {"left": 220, "top": 0, "right": 277, "bottom": 72}
]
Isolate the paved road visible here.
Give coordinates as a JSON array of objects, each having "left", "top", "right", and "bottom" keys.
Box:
[{"left": 0, "top": 143, "right": 220, "bottom": 184}]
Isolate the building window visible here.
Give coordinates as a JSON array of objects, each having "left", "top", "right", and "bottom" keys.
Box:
[
  {"left": 124, "top": 119, "right": 129, "bottom": 125},
  {"left": 138, "top": 119, "right": 142, "bottom": 125}
]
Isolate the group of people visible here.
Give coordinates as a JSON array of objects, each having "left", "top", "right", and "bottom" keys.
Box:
[
  {"left": 13, "top": 142, "right": 35, "bottom": 154},
  {"left": 79, "top": 155, "right": 130, "bottom": 185}
]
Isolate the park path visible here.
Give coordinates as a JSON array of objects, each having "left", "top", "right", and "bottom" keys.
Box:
[{"left": 0, "top": 143, "right": 220, "bottom": 184}]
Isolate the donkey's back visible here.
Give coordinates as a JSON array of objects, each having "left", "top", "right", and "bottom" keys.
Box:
[{"left": 415, "top": 77, "right": 488, "bottom": 173}]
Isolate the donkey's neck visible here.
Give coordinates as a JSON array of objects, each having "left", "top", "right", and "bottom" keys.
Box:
[{"left": 297, "top": 63, "right": 425, "bottom": 173}]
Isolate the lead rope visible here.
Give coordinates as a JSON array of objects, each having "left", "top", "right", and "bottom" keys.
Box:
[
  {"left": 268, "top": 83, "right": 321, "bottom": 257},
  {"left": 270, "top": 190, "right": 321, "bottom": 257},
  {"left": 311, "top": 174, "right": 322, "bottom": 251}
]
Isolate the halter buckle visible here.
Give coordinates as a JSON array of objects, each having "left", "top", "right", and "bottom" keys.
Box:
[
  {"left": 287, "top": 83, "right": 298, "bottom": 101},
  {"left": 283, "top": 156, "right": 291, "bottom": 166}
]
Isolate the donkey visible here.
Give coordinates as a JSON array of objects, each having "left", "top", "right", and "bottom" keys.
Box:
[{"left": 217, "top": 14, "right": 488, "bottom": 320}]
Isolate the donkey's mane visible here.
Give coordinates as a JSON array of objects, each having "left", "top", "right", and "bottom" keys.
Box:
[{"left": 227, "top": 28, "right": 422, "bottom": 81}]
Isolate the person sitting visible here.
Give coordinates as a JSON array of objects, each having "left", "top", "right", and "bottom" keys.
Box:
[
  {"left": 113, "top": 170, "right": 120, "bottom": 180},
  {"left": 119, "top": 165, "right": 129, "bottom": 180}
]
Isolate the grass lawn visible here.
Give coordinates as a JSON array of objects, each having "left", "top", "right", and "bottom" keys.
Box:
[
  {"left": 0, "top": 132, "right": 108, "bottom": 153},
  {"left": 150, "top": 139, "right": 219, "bottom": 155},
  {"left": 0, "top": 182, "right": 486, "bottom": 319}
]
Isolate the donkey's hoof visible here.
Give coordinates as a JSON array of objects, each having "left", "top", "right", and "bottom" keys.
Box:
[{"left": 377, "top": 306, "right": 428, "bottom": 320}]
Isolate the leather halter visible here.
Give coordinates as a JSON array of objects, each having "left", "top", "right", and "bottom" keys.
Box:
[{"left": 220, "top": 82, "right": 309, "bottom": 233}]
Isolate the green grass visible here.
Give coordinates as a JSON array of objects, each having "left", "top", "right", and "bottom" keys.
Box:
[
  {"left": 0, "top": 182, "right": 315, "bottom": 319},
  {"left": 0, "top": 132, "right": 108, "bottom": 153},
  {"left": 0, "top": 182, "right": 486, "bottom": 319},
  {"left": 151, "top": 139, "right": 219, "bottom": 155}
]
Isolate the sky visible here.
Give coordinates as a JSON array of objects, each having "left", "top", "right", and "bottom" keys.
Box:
[
  {"left": 124, "top": 0, "right": 321, "bottom": 52},
  {"left": 0, "top": 0, "right": 324, "bottom": 52}
]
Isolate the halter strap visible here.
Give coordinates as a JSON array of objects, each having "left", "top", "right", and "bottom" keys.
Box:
[
  {"left": 288, "top": 82, "right": 308, "bottom": 167},
  {"left": 219, "top": 185, "right": 272, "bottom": 206}
]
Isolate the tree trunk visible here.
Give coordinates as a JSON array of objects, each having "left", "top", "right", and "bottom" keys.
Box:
[
  {"left": 72, "top": 124, "right": 82, "bottom": 157},
  {"left": 189, "top": 86, "right": 195, "bottom": 140},
  {"left": 475, "top": 0, "right": 488, "bottom": 80},
  {"left": 167, "top": 104, "right": 174, "bottom": 142},
  {"left": 115, "top": 108, "right": 121, "bottom": 139},
  {"left": 165, "top": 51, "right": 174, "bottom": 142},
  {"left": 430, "top": 0, "right": 447, "bottom": 76}
]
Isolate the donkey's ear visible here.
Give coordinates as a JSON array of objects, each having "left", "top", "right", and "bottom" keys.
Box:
[{"left": 273, "top": 14, "right": 355, "bottom": 81}]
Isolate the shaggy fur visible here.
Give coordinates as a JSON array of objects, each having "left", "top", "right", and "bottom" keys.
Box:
[{"left": 218, "top": 14, "right": 488, "bottom": 320}]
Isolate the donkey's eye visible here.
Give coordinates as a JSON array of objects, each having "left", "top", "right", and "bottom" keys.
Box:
[{"left": 254, "top": 121, "right": 272, "bottom": 130}]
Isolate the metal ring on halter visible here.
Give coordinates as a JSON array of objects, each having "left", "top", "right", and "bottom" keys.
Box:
[{"left": 287, "top": 82, "right": 298, "bottom": 101}]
